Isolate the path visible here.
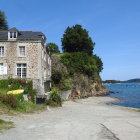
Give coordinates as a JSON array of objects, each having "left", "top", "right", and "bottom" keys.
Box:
[{"left": 0, "top": 97, "right": 140, "bottom": 140}]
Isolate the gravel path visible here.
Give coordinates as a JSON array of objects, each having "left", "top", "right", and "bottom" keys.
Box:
[{"left": 0, "top": 97, "right": 140, "bottom": 140}]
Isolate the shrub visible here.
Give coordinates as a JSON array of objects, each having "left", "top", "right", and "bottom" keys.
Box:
[
  {"left": 9, "top": 82, "right": 21, "bottom": 90},
  {"left": 0, "top": 78, "right": 33, "bottom": 91},
  {"left": 61, "top": 85, "right": 71, "bottom": 91},
  {"left": 0, "top": 79, "right": 9, "bottom": 89},
  {"left": 16, "top": 101, "right": 36, "bottom": 113},
  {"left": 0, "top": 94, "right": 19, "bottom": 108},
  {"left": 25, "top": 80, "right": 33, "bottom": 91},
  {"left": 28, "top": 89, "right": 37, "bottom": 103},
  {"left": 59, "top": 79, "right": 71, "bottom": 91},
  {"left": 46, "top": 90, "right": 62, "bottom": 107},
  {"left": 14, "top": 93, "right": 24, "bottom": 102},
  {"left": 95, "top": 85, "right": 100, "bottom": 91}
]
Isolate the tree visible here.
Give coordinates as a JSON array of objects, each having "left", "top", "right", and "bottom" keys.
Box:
[
  {"left": 60, "top": 52, "right": 98, "bottom": 77},
  {"left": 61, "top": 24, "right": 95, "bottom": 55},
  {"left": 47, "top": 43, "right": 60, "bottom": 54},
  {"left": 92, "top": 55, "right": 103, "bottom": 73},
  {"left": 0, "top": 10, "right": 8, "bottom": 30}
]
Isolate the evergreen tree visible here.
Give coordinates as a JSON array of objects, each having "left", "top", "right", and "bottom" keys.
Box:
[
  {"left": 61, "top": 24, "right": 95, "bottom": 55},
  {"left": 0, "top": 10, "right": 8, "bottom": 30}
]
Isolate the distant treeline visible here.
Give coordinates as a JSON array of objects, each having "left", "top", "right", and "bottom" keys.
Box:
[
  {"left": 103, "top": 80, "right": 121, "bottom": 84},
  {"left": 103, "top": 78, "right": 140, "bottom": 83}
]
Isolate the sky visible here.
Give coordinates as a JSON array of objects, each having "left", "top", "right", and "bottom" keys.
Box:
[{"left": 0, "top": 0, "right": 140, "bottom": 81}]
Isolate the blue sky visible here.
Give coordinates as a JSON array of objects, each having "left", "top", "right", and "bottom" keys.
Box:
[{"left": 1, "top": 0, "right": 140, "bottom": 80}]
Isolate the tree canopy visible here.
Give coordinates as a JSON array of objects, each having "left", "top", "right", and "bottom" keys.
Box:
[
  {"left": 47, "top": 43, "right": 60, "bottom": 54},
  {"left": 0, "top": 10, "right": 8, "bottom": 30},
  {"left": 60, "top": 52, "right": 98, "bottom": 77},
  {"left": 92, "top": 55, "right": 103, "bottom": 74},
  {"left": 61, "top": 24, "right": 95, "bottom": 55}
]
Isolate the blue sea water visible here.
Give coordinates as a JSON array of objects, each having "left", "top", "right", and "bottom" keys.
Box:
[{"left": 105, "top": 83, "right": 140, "bottom": 109}]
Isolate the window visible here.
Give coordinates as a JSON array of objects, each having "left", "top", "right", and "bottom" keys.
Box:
[
  {"left": 0, "top": 63, "right": 7, "bottom": 75},
  {"left": 14, "top": 32, "right": 16, "bottom": 38},
  {"left": 17, "top": 64, "right": 27, "bottom": 78},
  {"left": 0, "top": 63, "right": 4, "bottom": 75},
  {"left": 10, "top": 32, "right": 17, "bottom": 38},
  {"left": 0, "top": 46, "right": 4, "bottom": 57},
  {"left": 19, "top": 46, "right": 25, "bottom": 57}
]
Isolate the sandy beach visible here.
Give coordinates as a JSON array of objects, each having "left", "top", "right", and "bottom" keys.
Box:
[{"left": 0, "top": 96, "right": 140, "bottom": 140}]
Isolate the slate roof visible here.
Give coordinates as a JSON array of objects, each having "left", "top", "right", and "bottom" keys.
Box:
[
  {"left": 0, "top": 28, "right": 46, "bottom": 41},
  {"left": 8, "top": 27, "right": 18, "bottom": 32}
]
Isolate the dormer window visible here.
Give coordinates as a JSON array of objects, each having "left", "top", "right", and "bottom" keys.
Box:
[
  {"left": 10, "top": 32, "right": 17, "bottom": 38},
  {"left": 8, "top": 27, "right": 18, "bottom": 40}
]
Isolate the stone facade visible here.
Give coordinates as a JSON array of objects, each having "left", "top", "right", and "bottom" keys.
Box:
[{"left": 0, "top": 28, "right": 51, "bottom": 95}]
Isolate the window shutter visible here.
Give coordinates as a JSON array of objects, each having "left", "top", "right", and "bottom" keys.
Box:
[{"left": 3, "top": 63, "right": 7, "bottom": 74}]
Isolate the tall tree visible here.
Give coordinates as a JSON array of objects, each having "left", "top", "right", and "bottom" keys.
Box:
[
  {"left": 61, "top": 24, "right": 95, "bottom": 55},
  {"left": 47, "top": 43, "right": 60, "bottom": 54},
  {"left": 0, "top": 10, "right": 8, "bottom": 30}
]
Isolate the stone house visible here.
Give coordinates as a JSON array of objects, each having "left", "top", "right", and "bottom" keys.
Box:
[{"left": 0, "top": 27, "right": 51, "bottom": 95}]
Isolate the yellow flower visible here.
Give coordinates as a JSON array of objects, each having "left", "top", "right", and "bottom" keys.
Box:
[{"left": 7, "top": 89, "right": 24, "bottom": 95}]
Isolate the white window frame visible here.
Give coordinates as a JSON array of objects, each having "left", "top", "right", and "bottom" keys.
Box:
[
  {"left": 0, "top": 46, "right": 4, "bottom": 57},
  {"left": 10, "top": 32, "right": 17, "bottom": 38},
  {"left": 19, "top": 46, "right": 25, "bottom": 57},
  {"left": 0, "top": 63, "right": 7, "bottom": 75},
  {"left": 16, "top": 63, "right": 27, "bottom": 78}
]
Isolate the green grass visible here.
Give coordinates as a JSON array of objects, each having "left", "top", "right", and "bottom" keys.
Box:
[
  {"left": 0, "top": 101, "right": 47, "bottom": 114},
  {"left": 16, "top": 101, "right": 47, "bottom": 113},
  {"left": 0, "top": 88, "right": 8, "bottom": 95},
  {"left": 0, "top": 88, "right": 46, "bottom": 114},
  {"left": 0, "top": 119, "right": 14, "bottom": 132}
]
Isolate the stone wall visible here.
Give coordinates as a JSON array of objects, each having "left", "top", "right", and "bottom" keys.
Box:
[{"left": 0, "top": 41, "right": 40, "bottom": 79}]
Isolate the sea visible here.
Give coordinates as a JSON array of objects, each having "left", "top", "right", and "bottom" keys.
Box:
[{"left": 105, "top": 83, "right": 140, "bottom": 109}]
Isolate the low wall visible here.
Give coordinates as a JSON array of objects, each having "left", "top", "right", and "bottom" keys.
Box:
[{"left": 58, "top": 90, "right": 71, "bottom": 100}]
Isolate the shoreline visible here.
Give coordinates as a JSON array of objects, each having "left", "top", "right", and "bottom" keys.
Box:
[{"left": 105, "top": 96, "right": 140, "bottom": 111}]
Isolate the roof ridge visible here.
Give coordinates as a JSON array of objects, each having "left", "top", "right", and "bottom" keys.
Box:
[
  {"left": 0, "top": 30, "right": 43, "bottom": 32},
  {"left": 0, "top": 30, "right": 8, "bottom": 32},
  {"left": 19, "top": 31, "right": 42, "bottom": 32}
]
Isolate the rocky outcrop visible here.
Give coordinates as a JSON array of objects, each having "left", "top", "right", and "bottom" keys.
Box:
[
  {"left": 51, "top": 54, "right": 67, "bottom": 73},
  {"left": 70, "top": 73, "right": 109, "bottom": 99},
  {"left": 51, "top": 54, "right": 109, "bottom": 99}
]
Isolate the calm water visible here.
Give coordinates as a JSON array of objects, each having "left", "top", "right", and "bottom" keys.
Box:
[{"left": 105, "top": 83, "right": 140, "bottom": 109}]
